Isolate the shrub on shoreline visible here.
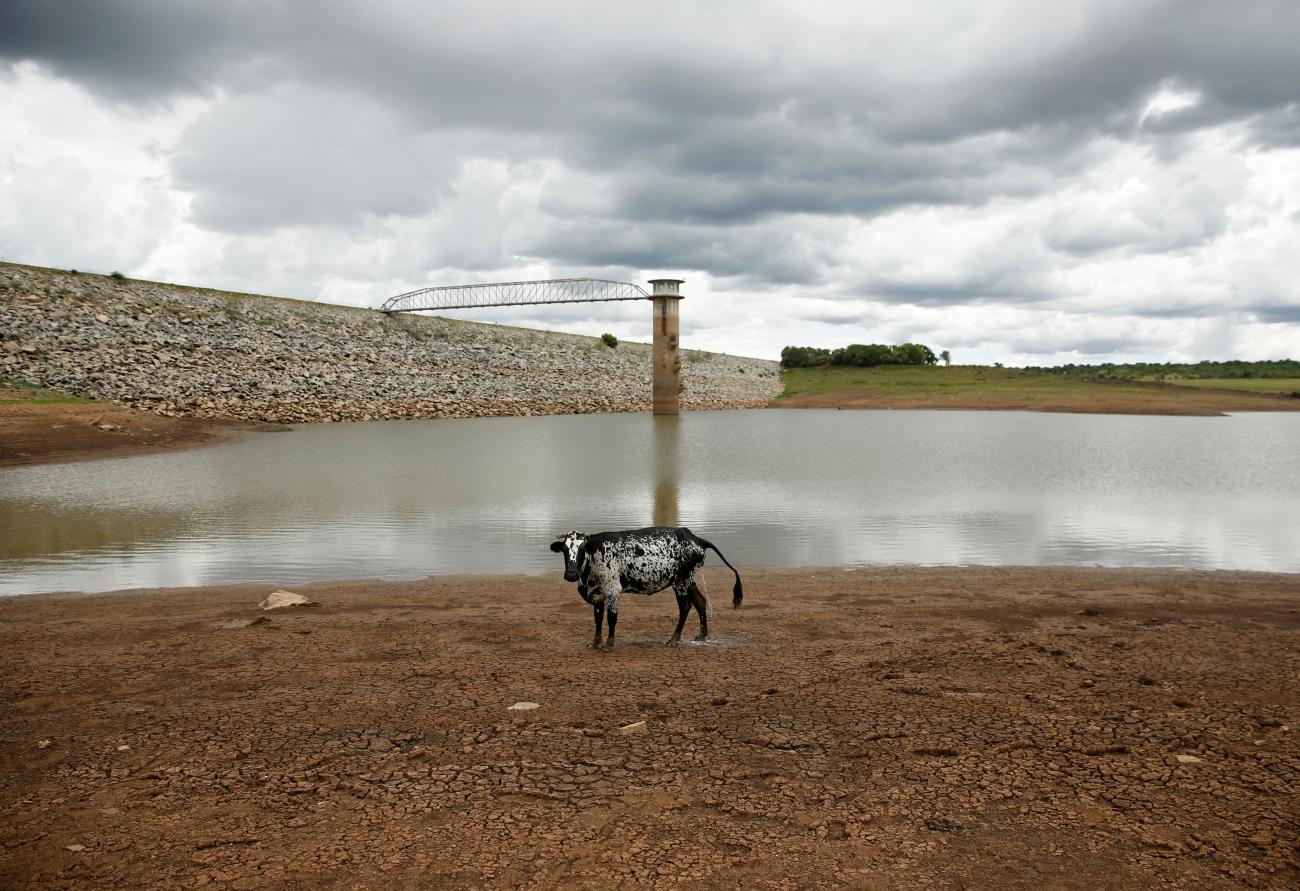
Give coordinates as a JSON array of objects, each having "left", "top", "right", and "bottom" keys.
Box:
[{"left": 781, "top": 342, "right": 938, "bottom": 368}]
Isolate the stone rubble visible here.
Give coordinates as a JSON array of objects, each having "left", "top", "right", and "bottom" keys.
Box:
[
  {"left": 259, "top": 592, "right": 319, "bottom": 611},
  {"left": 0, "top": 263, "right": 782, "bottom": 422}
]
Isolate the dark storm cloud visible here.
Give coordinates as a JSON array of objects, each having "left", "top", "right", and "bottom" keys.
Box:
[
  {"left": 1125, "top": 301, "right": 1239, "bottom": 320},
  {"left": 1249, "top": 104, "right": 1300, "bottom": 148},
  {"left": 856, "top": 280, "right": 1043, "bottom": 308},
  {"left": 520, "top": 218, "right": 837, "bottom": 287},
  {"left": 878, "top": 1, "right": 1300, "bottom": 144},
  {"left": 0, "top": 1, "right": 276, "bottom": 101},
  {"left": 792, "top": 302, "right": 878, "bottom": 327},
  {"left": 581, "top": 128, "right": 1070, "bottom": 226},
  {"left": 1067, "top": 336, "right": 1163, "bottom": 356},
  {"left": 1249, "top": 304, "right": 1300, "bottom": 324},
  {"left": 8, "top": 2, "right": 1297, "bottom": 146},
  {"left": 941, "top": 326, "right": 1161, "bottom": 358}
]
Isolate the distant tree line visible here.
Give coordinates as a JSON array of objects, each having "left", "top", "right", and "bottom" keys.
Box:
[
  {"left": 1024, "top": 359, "right": 1300, "bottom": 380},
  {"left": 781, "top": 343, "right": 940, "bottom": 368}
]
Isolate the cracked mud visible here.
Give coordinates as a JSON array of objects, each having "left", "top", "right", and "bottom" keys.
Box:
[{"left": 2, "top": 566, "right": 1297, "bottom": 889}]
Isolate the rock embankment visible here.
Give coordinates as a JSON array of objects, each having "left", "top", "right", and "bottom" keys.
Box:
[{"left": 0, "top": 263, "right": 781, "bottom": 422}]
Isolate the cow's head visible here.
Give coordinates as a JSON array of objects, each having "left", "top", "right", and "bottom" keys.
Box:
[{"left": 549, "top": 531, "right": 588, "bottom": 582}]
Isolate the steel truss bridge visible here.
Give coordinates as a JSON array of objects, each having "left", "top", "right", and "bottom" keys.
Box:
[{"left": 379, "top": 278, "right": 650, "bottom": 313}]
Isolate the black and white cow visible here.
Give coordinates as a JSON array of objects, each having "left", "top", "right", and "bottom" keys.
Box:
[{"left": 550, "top": 526, "right": 743, "bottom": 650}]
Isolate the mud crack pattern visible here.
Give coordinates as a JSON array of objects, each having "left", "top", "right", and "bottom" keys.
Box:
[{"left": 1, "top": 566, "right": 1297, "bottom": 888}]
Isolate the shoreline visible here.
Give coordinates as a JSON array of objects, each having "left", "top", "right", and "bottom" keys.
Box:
[
  {"left": 5, "top": 392, "right": 1300, "bottom": 468},
  {"left": 3, "top": 561, "right": 1296, "bottom": 602},
  {"left": 0, "top": 400, "right": 262, "bottom": 468},
  {"left": 775, "top": 388, "right": 1300, "bottom": 416},
  {"left": 2, "top": 565, "right": 1297, "bottom": 888}
]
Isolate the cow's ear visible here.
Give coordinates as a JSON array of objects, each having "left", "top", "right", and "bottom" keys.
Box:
[{"left": 549, "top": 540, "right": 564, "bottom": 552}]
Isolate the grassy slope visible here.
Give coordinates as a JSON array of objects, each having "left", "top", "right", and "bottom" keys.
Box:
[
  {"left": 778, "top": 365, "right": 1155, "bottom": 400},
  {"left": 1164, "top": 378, "right": 1300, "bottom": 392},
  {"left": 0, "top": 379, "right": 93, "bottom": 405},
  {"left": 775, "top": 365, "right": 1300, "bottom": 415}
]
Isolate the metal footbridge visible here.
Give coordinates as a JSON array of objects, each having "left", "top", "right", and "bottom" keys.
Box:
[
  {"left": 378, "top": 276, "right": 686, "bottom": 415},
  {"left": 379, "top": 278, "right": 650, "bottom": 313}
]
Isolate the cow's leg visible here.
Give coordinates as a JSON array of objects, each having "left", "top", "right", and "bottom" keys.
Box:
[
  {"left": 667, "top": 592, "right": 691, "bottom": 646},
  {"left": 689, "top": 581, "right": 709, "bottom": 641},
  {"left": 602, "top": 604, "right": 618, "bottom": 651},
  {"left": 590, "top": 601, "right": 605, "bottom": 649}
]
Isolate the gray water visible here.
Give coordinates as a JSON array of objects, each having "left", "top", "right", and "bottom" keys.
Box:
[{"left": 2, "top": 409, "right": 1298, "bottom": 595}]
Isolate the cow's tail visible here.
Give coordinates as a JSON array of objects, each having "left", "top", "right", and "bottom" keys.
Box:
[{"left": 696, "top": 536, "right": 743, "bottom": 608}]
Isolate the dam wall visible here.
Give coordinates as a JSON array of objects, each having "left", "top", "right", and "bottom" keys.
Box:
[{"left": 0, "top": 263, "right": 781, "bottom": 423}]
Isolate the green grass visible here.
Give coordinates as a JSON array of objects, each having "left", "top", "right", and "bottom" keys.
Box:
[
  {"left": 0, "top": 378, "right": 93, "bottom": 404},
  {"left": 1162, "top": 378, "right": 1300, "bottom": 393},
  {"left": 777, "top": 365, "right": 1152, "bottom": 400}
]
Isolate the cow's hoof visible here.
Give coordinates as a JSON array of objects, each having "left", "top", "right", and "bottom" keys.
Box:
[
  {"left": 599, "top": 641, "right": 616, "bottom": 652},
  {"left": 693, "top": 633, "right": 709, "bottom": 643},
  {"left": 665, "top": 638, "right": 680, "bottom": 648}
]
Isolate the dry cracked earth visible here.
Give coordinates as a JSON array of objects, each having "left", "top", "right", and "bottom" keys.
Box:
[{"left": 1, "top": 566, "right": 1297, "bottom": 889}]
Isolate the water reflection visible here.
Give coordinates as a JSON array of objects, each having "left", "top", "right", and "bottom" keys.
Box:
[
  {"left": 2, "top": 409, "right": 1298, "bottom": 595},
  {"left": 652, "top": 415, "right": 680, "bottom": 527}
]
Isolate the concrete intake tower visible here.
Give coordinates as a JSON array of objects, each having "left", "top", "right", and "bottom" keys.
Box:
[{"left": 649, "top": 278, "right": 684, "bottom": 415}]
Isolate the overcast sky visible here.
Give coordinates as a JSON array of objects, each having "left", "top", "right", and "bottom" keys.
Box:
[{"left": 2, "top": 1, "right": 1298, "bottom": 364}]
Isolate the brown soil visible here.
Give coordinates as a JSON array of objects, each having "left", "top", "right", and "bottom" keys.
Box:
[
  {"left": 2, "top": 567, "right": 1296, "bottom": 889},
  {"left": 776, "top": 384, "right": 1300, "bottom": 416},
  {"left": 0, "top": 401, "right": 261, "bottom": 468}
]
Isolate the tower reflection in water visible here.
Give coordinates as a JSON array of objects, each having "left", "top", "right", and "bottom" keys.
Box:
[{"left": 651, "top": 414, "right": 680, "bottom": 527}]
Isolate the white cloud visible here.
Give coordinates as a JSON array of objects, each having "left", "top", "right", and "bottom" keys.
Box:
[
  {"left": 1139, "top": 81, "right": 1203, "bottom": 128},
  {"left": 0, "top": 62, "right": 201, "bottom": 271}
]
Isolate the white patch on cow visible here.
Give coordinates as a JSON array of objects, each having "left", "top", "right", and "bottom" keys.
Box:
[{"left": 563, "top": 531, "right": 586, "bottom": 568}]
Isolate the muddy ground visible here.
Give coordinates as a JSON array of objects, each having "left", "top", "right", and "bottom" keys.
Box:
[
  {"left": 0, "top": 399, "right": 256, "bottom": 468},
  {"left": 776, "top": 385, "right": 1300, "bottom": 416},
  {"left": 1, "top": 567, "right": 1297, "bottom": 889}
]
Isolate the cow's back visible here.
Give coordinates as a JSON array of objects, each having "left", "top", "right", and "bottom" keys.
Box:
[{"left": 589, "top": 527, "right": 703, "bottom": 595}]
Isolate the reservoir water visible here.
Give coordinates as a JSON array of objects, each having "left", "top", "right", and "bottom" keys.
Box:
[{"left": 2, "top": 409, "right": 1298, "bottom": 595}]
